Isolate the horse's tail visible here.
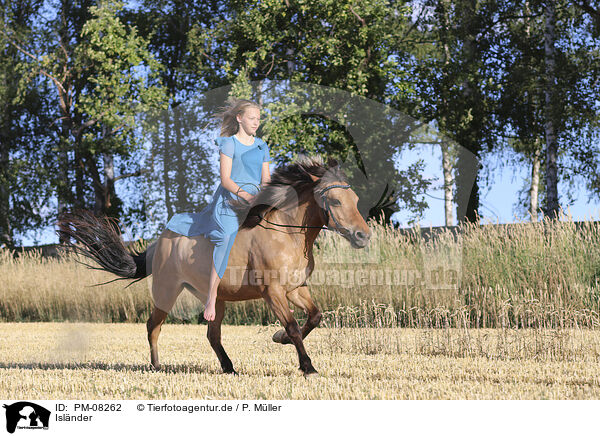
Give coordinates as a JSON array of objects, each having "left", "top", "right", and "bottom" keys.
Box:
[{"left": 56, "top": 209, "right": 151, "bottom": 284}]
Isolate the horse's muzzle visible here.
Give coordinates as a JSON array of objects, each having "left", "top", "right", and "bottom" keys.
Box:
[{"left": 350, "top": 229, "right": 371, "bottom": 248}]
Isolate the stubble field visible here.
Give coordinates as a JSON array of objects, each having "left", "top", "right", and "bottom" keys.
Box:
[{"left": 1, "top": 323, "right": 600, "bottom": 400}]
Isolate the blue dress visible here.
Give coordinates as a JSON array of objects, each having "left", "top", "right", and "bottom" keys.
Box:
[{"left": 165, "top": 135, "right": 271, "bottom": 279}]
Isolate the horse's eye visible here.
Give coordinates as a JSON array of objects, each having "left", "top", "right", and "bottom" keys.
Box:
[{"left": 329, "top": 199, "right": 341, "bottom": 206}]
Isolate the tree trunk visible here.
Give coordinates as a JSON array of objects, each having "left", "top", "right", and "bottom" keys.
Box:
[
  {"left": 74, "top": 147, "right": 85, "bottom": 208},
  {"left": 91, "top": 162, "right": 104, "bottom": 216},
  {"left": 56, "top": 139, "right": 71, "bottom": 244},
  {"left": 530, "top": 141, "right": 541, "bottom": 221},
  {"left": 286, "top": 47, "right": 295, "bottom": 76},
  {"left": 163, "top": 110, "right": 173, "bottom": 219},
  {"left": 454, "top": 6, "right": 480, "bottom": 224},
  {"left": 103, "top": 152, "right": 115, "bottom": 216},
  {"left": 455, "top": 147, "right": 479, "bottom": 224},
  {"left": 440, "top": 0, "right": 453, "bottom": 227},
  {"left": 174, "top": 107, "right": 187, "bottom": 212},
  {"left": 56, "top": 0, "right": 73, "bottom": 240},
  {"left": 544, "top": 0, "right": 559, "bottom": 219},
  {"left": 82, "top": 145, "right": 106, "bottom": 218},
  {"left": 256, "top": 79, "right": 264, "bottom": 107},
  {"left": 0, "top": 144, "right": 12, "bottom": 248},
  {"left": 441, "top": 142, "right": 454, "bottom": 226}
]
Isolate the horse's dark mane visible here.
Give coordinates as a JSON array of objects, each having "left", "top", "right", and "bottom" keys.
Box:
[{"left": 229, "top": 154, "right": 348, "bottom": 229}]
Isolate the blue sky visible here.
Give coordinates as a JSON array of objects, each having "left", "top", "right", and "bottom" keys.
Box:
[{"left": 391, "top": 145, "right": 600, "bottom": 227}]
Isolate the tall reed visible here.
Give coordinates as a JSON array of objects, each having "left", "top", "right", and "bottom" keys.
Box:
[{"left": 2, "top": 213, "right": 600, "bottom": 327}]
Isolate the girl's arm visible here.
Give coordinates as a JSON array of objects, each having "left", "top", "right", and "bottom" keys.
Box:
[
  {"left": 219, "top": 152, "right": 250, "bottom": 199},
  {"left": 260, "top": 141, "right": 271, "bottom": 188},
  {"left": 260, "top": 161, "right": 271, "bottom": 188}
]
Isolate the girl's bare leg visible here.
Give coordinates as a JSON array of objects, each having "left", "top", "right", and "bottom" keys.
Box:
[{"left": 204, "top": 261, "right": 219, "bottom": 321}]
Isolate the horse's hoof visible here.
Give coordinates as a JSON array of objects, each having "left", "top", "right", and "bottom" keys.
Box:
[
  {"left": 151, "top": 363, "right": 161, "bottom": 372},
  {"left": 272, "top": 329, "right": 289, "bottom": 344},
  {"left": 303, "top": 371, "right": 320, "bottom": 379}
]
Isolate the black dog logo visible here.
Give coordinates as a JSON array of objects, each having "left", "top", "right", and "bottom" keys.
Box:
[{"left": 3, "top": 402, "right": 50, "bottom": 433}]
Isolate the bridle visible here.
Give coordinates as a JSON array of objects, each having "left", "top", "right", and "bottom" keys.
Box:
[{"left": 254, "top": 183, "right": 352, "bottom": 234}]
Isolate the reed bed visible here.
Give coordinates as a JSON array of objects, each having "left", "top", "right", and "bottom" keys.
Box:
[{"left": 2, "top": 213, "right": 600, "bottom": 328}]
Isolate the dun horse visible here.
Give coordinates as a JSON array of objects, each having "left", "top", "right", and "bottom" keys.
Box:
[{"left": 58, "top": 155, "right": 372, "bottom": 377}]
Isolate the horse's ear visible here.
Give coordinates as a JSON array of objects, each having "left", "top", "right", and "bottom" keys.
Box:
[
  {"left": 327, "top": 157, "right": 338, "bottom": 168},
  {"left": 299, "top": 164, "right": 320, "bottom": 182}
]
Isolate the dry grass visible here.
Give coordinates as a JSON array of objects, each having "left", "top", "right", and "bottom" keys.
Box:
[
  {"left": 3, "top": 214, "right": 600, "bottom": 327},
  {"left": 1, "top": 323, "right": 600, "bottom": 400},
  {"left": 0, "top": 248, "right": 151, "bottom": 322}
]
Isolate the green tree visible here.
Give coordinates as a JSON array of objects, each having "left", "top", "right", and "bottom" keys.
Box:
[
  {"left": 129, "top": 0, "right": 227, "bottom": 227},
  {"left": 0, "top": 0, "right": 55, "bottom": 247},
  {"left": 407, "top": 0, "right": 510, "bottom": 224},
  {"left": 72, "top": 0, "right": 167, "bottom": 217},
  {"left": 497, "top": 0, "right": 600, "bottom": 219},
  {"left": 495, "top": 1, "right": 546, "bottom": 220},
  {"left": 3, "top": 0, "right": 167, "bottom": 225}
]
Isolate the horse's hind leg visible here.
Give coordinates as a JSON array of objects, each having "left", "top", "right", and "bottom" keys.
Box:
[
  {"left": 207, "top": 300, "right": 237, "bottom": 374},
  {"left": 146, "top": 279, "right": 183, "bottom": 370},
  {"left": 273, "top": 286, "right": 322, "bottom": 345},
  {"left": 147, "top": 305, "right": 168, "bottom": 370},
  {"left": 263, "top": 285, "right": 318, "bottom": 377}
]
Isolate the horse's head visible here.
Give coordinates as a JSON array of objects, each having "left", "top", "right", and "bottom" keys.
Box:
[
  {"left": 231, "top": 154, "right": 372, "bottom": 249},
  {"left": 308, "top": 157, "right": 371, "bottom": 248}
]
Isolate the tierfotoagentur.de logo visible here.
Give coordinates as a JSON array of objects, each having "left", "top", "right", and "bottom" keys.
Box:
[{"left": 2, "top": 402, "right": 51, "bottom": 434}]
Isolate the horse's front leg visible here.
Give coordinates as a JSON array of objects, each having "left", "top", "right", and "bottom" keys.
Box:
[
  {"left": 272, "top": 285, "right": 322, "bottom": 344},
  {"left": 207, "top": 299, "right": 237, "bottom": 375},
  {"left": 262, "top": 285, "right": 319, "bottom": 377}
]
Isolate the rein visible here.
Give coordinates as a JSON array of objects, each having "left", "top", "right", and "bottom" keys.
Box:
[{"left": 254, "top": 183, "right": 352, "bottom": 234}]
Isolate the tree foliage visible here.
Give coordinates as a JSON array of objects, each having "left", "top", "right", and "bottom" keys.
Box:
[{"left": 1, "top": 0, "right": 600, "bottom": 244}]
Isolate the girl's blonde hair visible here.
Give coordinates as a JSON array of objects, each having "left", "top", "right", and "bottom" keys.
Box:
[{"left": 214, "top": 97, "right": 261, "bottom": 137}]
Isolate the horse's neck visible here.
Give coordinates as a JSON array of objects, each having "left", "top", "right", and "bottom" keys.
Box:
[{"left": 270, "top": 200, "right": 324, "bottom": 249}]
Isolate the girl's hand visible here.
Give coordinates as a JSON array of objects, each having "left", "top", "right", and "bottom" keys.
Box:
[{"left": 239, "top": 191, "right": 255, "bottom": 202}]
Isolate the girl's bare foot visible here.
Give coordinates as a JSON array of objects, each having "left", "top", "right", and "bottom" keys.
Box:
[{"left": 204, "top": 299, "right": 216, "bottom": 321}]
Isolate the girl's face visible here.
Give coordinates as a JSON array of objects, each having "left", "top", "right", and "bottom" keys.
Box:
[{"left": 237, "top": 107, "right": 260, "bottom": 135}]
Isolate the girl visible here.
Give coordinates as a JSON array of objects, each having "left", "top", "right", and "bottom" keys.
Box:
[{"left": 164, "top": 98, "right": 271, "bottom": 321}]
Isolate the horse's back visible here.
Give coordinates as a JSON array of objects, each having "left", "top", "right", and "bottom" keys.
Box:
[
  {"left": 154, "top": 229, "right": 212, "bottom": 272},
  {"left": 153, "top": 228, "right": 265, "bottom": 303}
]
